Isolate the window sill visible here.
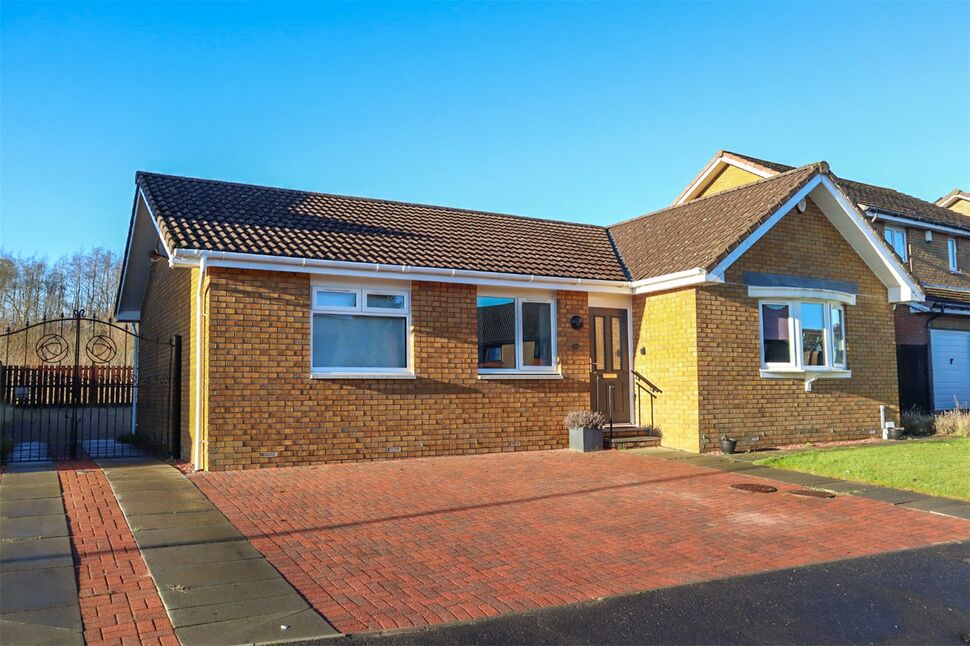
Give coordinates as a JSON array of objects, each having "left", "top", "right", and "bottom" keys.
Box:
[
  {"left": 478, "top": 372, "right": 563, "bottom": 380},
  {"left": 760, "top": 369, "right": 852, "bottom": 380},
  {"left": 310, "top": 372, "right": 416, "bottom": 380}
]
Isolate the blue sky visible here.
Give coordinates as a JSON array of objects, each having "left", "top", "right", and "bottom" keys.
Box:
[{"left": 2, "top": 1, "right": 967, "bottom": 258}]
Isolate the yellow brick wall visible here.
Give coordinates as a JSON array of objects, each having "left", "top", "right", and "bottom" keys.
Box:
[
  {"left": 631, "top": 289, "right": 700, "bottom": 452},
  {"left": 136, "top": 262, "right": 192, "bottom": 460},
  {"left": 947, "top": 199, "right": 970, "bottom": 216},
  {"left": 201, "top": 268, "right": 591, "bottom": 470},
  {"left": 697, "top": 165, "right": 762, "bottom": 198},
  {"left": 693, "top": 198, "right": 900, "bottom": 452}
]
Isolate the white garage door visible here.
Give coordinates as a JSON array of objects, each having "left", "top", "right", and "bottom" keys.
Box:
[{"left": 931, "top": 329, "right": 970, "bottom": 410}]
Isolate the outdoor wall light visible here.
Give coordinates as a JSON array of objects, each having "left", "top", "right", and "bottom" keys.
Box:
[{"left": 570, "top": 315, "right": 584, "bottom": 330}]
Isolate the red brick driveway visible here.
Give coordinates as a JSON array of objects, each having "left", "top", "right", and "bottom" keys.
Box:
[{"left": 192, "top": 450, "right": 969, "bottom": 634}]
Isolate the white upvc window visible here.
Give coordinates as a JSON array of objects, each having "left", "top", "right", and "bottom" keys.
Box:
[
  {"left": 310, "top": 285, "right": 412, "bottom": 377},
  {"left": 476, "top": 295, "right": 558, "bottom": 374},
  {"left": 759, "top": 300, "right": 847, "bottom": 373},
  {"left": 948, "top": 238, "right": 960, "bottom": 272},
  {"left": 884, "top": 226, "right": 908, "bottom": 262}
]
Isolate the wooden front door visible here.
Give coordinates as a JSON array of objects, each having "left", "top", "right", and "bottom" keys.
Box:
[{"left": 589, "top": 308, "right": 630, "bottom": 423}]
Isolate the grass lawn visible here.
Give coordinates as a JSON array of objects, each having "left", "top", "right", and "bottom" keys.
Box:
[{"left": 756, "top": 438, "right": 970, "bottom": 501}]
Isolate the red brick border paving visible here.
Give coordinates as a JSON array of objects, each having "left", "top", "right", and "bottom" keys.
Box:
[
  {"left": 194, "top": 450, "right": 970, "bottom": 634},
  {"left": 58, "top": 461, "right": 178, "bottom": 646}
]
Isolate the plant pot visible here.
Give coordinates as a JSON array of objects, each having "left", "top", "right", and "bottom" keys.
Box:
[
  {"left": 720, "top": 438, "right": 738, "bottom": 454},
  {"left": 569, "top": 426, "right": 603, "bottom": 452}
]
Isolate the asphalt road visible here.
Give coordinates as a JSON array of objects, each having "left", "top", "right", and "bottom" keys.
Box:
[{"left": 326, "top": 540, "right": 970, "bottom": 645}]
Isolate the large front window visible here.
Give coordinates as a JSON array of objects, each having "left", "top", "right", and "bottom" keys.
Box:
[
  {"left": 760, "top": 300, "right": 847, "bottom": 371},
  {"left": 311, "top": 286, "right": 410, "bottom": 374},
  {"left": 477, "top": 296, "right": 556, "bottom": 372}
]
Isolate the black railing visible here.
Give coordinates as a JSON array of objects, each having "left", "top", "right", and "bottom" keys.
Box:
[{"left": 632, "top": 370, "right": 662, "bottom": 429}]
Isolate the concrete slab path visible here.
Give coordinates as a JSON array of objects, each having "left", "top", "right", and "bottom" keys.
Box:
[
  {"left": 99, "top": 457, "right": 340, "bottom": 645},
  {"left": 0, "top": 462, "right": 84, "bottom": 645}
]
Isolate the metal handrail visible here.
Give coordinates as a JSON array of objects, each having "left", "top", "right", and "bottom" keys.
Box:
[
  {"left": 631, "top": 370, "right": 661, "bottom": 430},
  {"left": 631, "top": 370, "right": 662, "bottom": 394}
]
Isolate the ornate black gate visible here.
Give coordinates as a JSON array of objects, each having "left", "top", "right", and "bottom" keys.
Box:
[{"left": 0, "top": 311, "right": 180, "bottom": 462}]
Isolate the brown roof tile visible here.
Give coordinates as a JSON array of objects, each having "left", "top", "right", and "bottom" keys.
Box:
[
  {"left": 923, "top": 286, "right": 970, "bottom": 306},
  {"left": 725, "top": 152, "right": 970, "bottom": 232},
  {"left": 137, "top": 172, "right": 629, "bottom": 281},
  {"left": 610, "top": 164, "right": 823, "bottom": 281}
]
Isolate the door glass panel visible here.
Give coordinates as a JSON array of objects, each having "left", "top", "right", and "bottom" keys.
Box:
[
  {"left": 477, "top": 297, "right": 516, "bottom": 369},
  {"left": 801, "top": 303, "right": 826, "bottom": 366},
  {"left": 611, "top": 317, "right": 623, "bottom": 370},
  {"left": 761, "top": 304, "right": 791, "bottom": 364},
  {"left": 521, "top": 302, "right": 553, "bottom": 367},
  {"left": 593, "top": 316, "right": 605, "bottom": 370}
]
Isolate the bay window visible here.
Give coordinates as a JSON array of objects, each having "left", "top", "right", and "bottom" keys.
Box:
[
  {"left": 311, "top": 286, "right": 411, "bottom": 376},
  {"left": 477, "top": 295, "right": 556, "bottom": 373},
  {"left": 759, "top": 300, "right": 847, "bottom": 372}
]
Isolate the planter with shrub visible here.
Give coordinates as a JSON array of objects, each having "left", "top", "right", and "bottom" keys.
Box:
[
  {"left": 564, "top": 410, "right": 606, "bottom": 452},
  {"left": 720, "top": 436, "right": 738, "bottom": 454}
]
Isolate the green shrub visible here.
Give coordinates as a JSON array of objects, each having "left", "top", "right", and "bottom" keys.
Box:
[{"left": 935, "top": 407, "right": 970, "bottom": 438}]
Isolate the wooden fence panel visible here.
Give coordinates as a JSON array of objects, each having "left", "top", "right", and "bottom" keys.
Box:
[{"left": 0, "top": 364, "right": 133, "bottom": 407}]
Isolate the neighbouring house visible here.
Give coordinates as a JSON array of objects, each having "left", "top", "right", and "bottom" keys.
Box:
[
  {"left": 937, "top": 189, "right": 970, "bottom": 216},
  {"left": 676, "top": 151, "right": 970, "bottom": 413},
  {"left": 116, "top": 161, "right": 923, "bottom": 470}
]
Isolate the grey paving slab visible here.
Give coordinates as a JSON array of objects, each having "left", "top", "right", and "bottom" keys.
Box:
[
  {"left": 0, "top": 536, "right": 73, "bottom": 573},
  {"left": 150, "top": 557, "right": 284, "bottom": 589},
  {"left": 158, "top": 577, "right": 301, "bottom": 610},
  {"left": 115, "top": 487, "right": 213, "bottom": 505},
  {"left": 899, "top": 497, "right": 970, "bottom": 514},
  {"left": 749, "top": 470, "right": 841, "bottom": 486},
  {"left": 133, "top": 522, "right": 244, "bottom": 548},
  {"left": 141, "top": 539, "right": 262, "bottom": 568},
  {"left": 0, "top": 513, "right": 69, "bottom": 540},
  {"left": 0, "top": 603, "right": 83, "bottom": 631},
  {"left": 0, "top": 482, "right": 62, "bottom": 500},
  {"left": 812, "top": 481, "right": 874, "bottom": 494},
  {"left": 109, "top": 477, "right": 200, "bottom": 493},
  {"left": 126, "top": 509, "right": 231, "bottom": 531},
  {"left": 0, "top": 567, "right": 79, "bottom": 613},
  {"left": 857, "top": 487, "right": 923, "bottom": 505},
  {"left": 119, "top": 496, "right": 217, "bottom": 516},
  {"left": 0, "top": 617, "right": 84, "bottom": 646},
  {"left": 0, "top": 470, "right": 60, "bottom": 486},
  {"left": 2, "top": 462, "right": 59, "bottom": 476},
  {"left": 0, "top": 496, "right": 65, "bottom": 518},
  {"left": 176, "top": 607, "right": 338, "bottom": 645},
  {"left": 168, "top": 592, "right": 308, "bottom": 628}
]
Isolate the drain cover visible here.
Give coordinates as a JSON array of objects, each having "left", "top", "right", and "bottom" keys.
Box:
[
  {"left": 789, "top": 489, "right": 836, "bottom": 499},
  {"left": 731, "top": 483, "right": 777, "bottom": 493}
]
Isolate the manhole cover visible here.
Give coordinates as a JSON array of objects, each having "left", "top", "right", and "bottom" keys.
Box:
[
  {"left": 789, "top": 489, "right": 836, "bottom": 499},
  {"left": 731, "top": 483, "right": 777, "bottom": 493}
]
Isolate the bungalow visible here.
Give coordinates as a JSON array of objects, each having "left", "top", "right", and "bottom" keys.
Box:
[
  {"left": 116, "top": 161, "right": 923, "bottom": 470},
  {"left": 677, "top": 152, "right": 970, "bottom": 413}
]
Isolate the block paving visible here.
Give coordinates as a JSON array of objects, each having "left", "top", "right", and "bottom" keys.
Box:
[
  {"left": 57, "top": 461, "right": 177, "bottom": 646},
  {"left": 193, "top": 449, "right": 970, "bottom": 634}
]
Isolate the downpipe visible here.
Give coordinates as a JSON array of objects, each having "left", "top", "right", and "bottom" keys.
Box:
[{"left": 192, "top": 252, "right": 209, "bottom": 469}]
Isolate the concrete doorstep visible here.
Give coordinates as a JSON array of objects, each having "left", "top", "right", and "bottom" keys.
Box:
[
  {"left": 98, "top": 457, "right": 341, "bottom": 646},
  {"left": 0, "top": 462, "right": 84, "bottom": 646}
]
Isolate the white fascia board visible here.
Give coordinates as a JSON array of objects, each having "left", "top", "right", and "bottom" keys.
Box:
[
  {"left": 747, "top": 286, "right": 856, "bottom": 306},
  {"left": 707, "top": 175, "right": 824, "bottom": 283},
  {"left": 674, "top": 156, "right": 775, "bottom": 206},
  {"left": 814, "top": 176, "right": 924, "bottom": 304},
  {"left": 138, "top": 188, "right": 175, "bottom": 259},
  {"left": 630, "top": 268, "right": 717, "bottom": 295},
  {"left": 168, "top": 249, "right": 635, "bottom": 294},
  {"left": 870, "top": 212, "right": 970, "bottom": 238}
]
